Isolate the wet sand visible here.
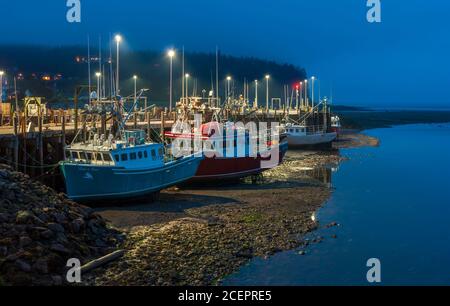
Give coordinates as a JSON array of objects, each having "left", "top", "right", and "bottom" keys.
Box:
[{"left": 87, "top": 132, "right": 377, "bottom": 286}]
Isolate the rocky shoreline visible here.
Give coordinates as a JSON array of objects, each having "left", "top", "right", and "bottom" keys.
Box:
[{"left": 0, "top": 165, "right": 124, "bottom": 286}]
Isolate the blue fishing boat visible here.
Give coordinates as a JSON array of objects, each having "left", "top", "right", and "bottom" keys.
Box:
[
  {"left": 60, "top": 89, "right": 202, "bottom": 202},
  {"left": 60, "top": 130, "right": 203, "bottom": 202}
]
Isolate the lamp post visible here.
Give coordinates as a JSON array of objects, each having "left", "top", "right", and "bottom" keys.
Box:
[
  {"left": 311, "top": 76, "right": 316, "bottom": 108},
  {"left": 265, "top": 75, "right": 270, "bottom": 111},
  {"left": 167, "top": 49, "right": 175, "bottom": 112},
  {"left": 254, "top": 80, "right": 258, "bottom": 109},
  {"left": 226, "top": 76, "right": 232, "bottom": 101},
  {"left": 133, "top": 75, "right": 138, "bottom": 100},
  {"left": 0, "top": 71, "right": 4, "bottom": 106},
  {"left": 96, "top": 72, "right": 101, "bottom": 101},
  {"left": 299, "top": 82, "right": 303, "bottom": 109},
  {"left": 0, "top": 71, "right": 4, "bottom": 122},
  {"left": 304, "top": 79, "right": 308, "bottom": 108},
  {"left": 114, "top": 35, "right": 122, "bottom": 96},
  {"left": 185, "top": 74, "right": 190, "bottom": 99}
]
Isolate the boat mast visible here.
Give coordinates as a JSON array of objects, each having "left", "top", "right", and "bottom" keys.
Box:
[{"left": 87, "top": 35, "right": 91, "bottom": 104}]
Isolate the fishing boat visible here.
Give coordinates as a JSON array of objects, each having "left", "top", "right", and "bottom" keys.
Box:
[
  {"left": 283, "top": 123, "right": 337, "bottom": 147},
  {"left": 60, "top": 91, "right": 203, "bottom": 202},
  {"left": 165, "top": 121, "right": 289, "bottom": 182},
  {"left": 281, "top": 97, "right": 337, "bottom": 148}
]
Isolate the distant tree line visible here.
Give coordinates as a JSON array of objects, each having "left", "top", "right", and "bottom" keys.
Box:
[{"left": 0, "top": 45, "right": 307, "bottom": 104}]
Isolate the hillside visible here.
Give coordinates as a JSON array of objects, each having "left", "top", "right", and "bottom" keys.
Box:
[{"left": 0, "top": 45, "right": 307, "bottom": 103}]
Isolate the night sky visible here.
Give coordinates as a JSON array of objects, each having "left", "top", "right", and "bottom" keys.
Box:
[{"left": 1, "top": 0, "right": 449, "bottom": 108}]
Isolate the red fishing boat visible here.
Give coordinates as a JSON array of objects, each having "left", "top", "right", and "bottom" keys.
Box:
[{"left": 165, "top": 122, "right": 289, "bottom": 182}]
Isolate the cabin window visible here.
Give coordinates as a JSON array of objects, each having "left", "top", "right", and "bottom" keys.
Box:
[
  {"left": 86, "top": 152, "right": 93, "bottom": 160},
  {"left": 130, "top": 152, "right": 137, "bottom": 160},
  {"left": 103, "top": 154, "right": 112, "bottom": 162},
  {"left": 71, "top": 151, "right": 79, "bottom": 159},
  {"left": 95, "top": 153, "right": 102, "bottom": 161},
  {"left": 144, "top": 151, "right": 148, "bottom": 158},
  {"left": 80, "top": 152, "right": 88, "bottom": 160},
  {"left": 121, "top": 154, "right": 128, "bottom": 161},
  {"left": 114, "top": 155, "right": 120, "bottom": 162},
  {"left": 158, "top": 147, "right": 164, "bottom": 157},
  {"left": 138, "top": 151, "right": 143, "bottom": 159},
  {"left": 151, "top": 150, "right": 156, "bottom": 160},
  {"left": 296, "top": 129, "right": 300, "bottom": 133},
  {"left": 65, "top": 151, "right": 71, "bottom": 159}
]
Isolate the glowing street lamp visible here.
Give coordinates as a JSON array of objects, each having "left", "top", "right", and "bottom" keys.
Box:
[
  {"left": 304, "top": 79, "right": 308, "bottom": 107},
  {"left": 95, "top": 72, "right": 101, "bottom": 100},
  {"left": 168, "top": 49, "right": 175, "bottom": 112},
  {"left": 226, "top": 76, "right": 232, "bottom": 100},
  {"left": 311, "top": 76, "right": 316, "bottom": 108},
  {"left": 133, "top": 75, "right": 138, "bottom": 103},
  {"left": 299, "top": 82, "right": 303, "bottom": 108},
  {"left": 254, "top": 80, "right": 258, "bottom": 109},
  {"left": 185, "top": 74, "right": 190, "bottom": 98},
  {"left": 115, "top": 35, "right": 122, "bottom": 95},
  {"left": 0, "top": 71, "right": 4, "bottom": 105},
  {"left": 265, "top": 75, "right": 270, "bottom": 111}
]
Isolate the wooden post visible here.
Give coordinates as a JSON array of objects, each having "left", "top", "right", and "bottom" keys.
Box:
[
  {"left": 13, "top": 114, "right": 19, "bottom": 171},
  {"left": 38, "top": 106, "right": 44, "bottom": 175},
  {"left": 160, "top": 112, "right": 165, "bottom": 141},
  {"left": 61, "top": 114, "right": 66, "bottom": 157},
  {"left": 22, "top": 112, "right": 27, "bottom": 174}
]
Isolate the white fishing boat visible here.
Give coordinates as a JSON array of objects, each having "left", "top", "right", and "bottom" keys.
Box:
[{"left": 283, "top": 123, "right": 337, "bottom": 147}]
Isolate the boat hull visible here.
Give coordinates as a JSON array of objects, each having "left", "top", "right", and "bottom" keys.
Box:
[
  {"left": 189, "top": 141, "right": 289, "bottom": 182},
  {"left": 287, "top": 132, "right": 337, "bottom": 148},
  {"left": 60, "top": 155, "right": 203, "bottom": 202}
]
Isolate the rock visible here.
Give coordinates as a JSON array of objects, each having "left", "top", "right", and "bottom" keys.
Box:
[
  {"left": 50, "top": 244, "right": 70, "bottom": 254},
  {"left": 33, "top": 258, "right": 49, "bottom": 274},
  {"left": 70, "top": 218, "right": 85, "bottom": 233},
  {"left": 16, "top": 211, "right": 34, "bottom": 224},
  {"left": 47, "top": 223, "right": 65, "bottom": 233},
  {"left": 0, "top": 246, "right": 8, "bottom": 256},
  {"left": 19, "top": 236, "right": 32, "bottom": 248},
  {"left": 15, "top": 259, "right": 31, "bottom": 272},
  {"left": 40, "top": 230, "right": 54, "bottom": 240}
]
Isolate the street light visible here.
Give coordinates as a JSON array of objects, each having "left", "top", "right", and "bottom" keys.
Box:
[
  {"left": 226, "top": 76, "right": 232, "bottom": 101},
  {"left": 115, "top": 35, "right": 122, "bottom": 95},
  {"left": 0, "top": 71, "right": 4, "bottom": 105},
  {"left": 133, "top": 75, "right": 138, "bottom": 103},
  {"left": 168, "top": 49, "right": 175, "bottom": 112},
  {"left": 254, "top": 80, "right": 258, "bottom": 109},
  {"left": 185, "top": 74, "right": 190, "bottom": 99},
  {"left": 95, "top": 72, "right": 101, "bottom": 100},
  {"left": 311, "top": 76, "right": 316, "bottom": 108},
  {"left": 304, "top": 79, "right": 308, "bottom": 107},
  {"left": 265, "top": 75, "right": 270, "bottom": 111},
  {"left": 299, "top": 82, "right": 303, "bottom": 108}
]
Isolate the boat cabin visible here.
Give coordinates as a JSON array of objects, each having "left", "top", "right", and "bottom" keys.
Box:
[{"left": 64, "top": 130, "right": 165, "bottom": 169}]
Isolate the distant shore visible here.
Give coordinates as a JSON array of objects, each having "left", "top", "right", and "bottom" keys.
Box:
[{"left": 334, "top": 109, "right": 450, "bottom": 130}]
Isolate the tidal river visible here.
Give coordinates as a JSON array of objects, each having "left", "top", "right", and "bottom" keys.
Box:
[{"left": 224, "top": 123, "right": 450, "bottom": 285}]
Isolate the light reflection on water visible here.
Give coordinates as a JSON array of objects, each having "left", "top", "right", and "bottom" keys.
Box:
[{"left": 223, "top": 123, "right": 450, "bottom": 286}]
